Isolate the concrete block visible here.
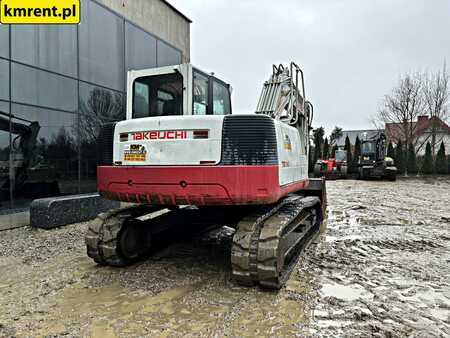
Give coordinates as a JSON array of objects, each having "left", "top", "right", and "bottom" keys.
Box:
[{"left": 30, "top": 193, "right": 120, "bottom": 229}]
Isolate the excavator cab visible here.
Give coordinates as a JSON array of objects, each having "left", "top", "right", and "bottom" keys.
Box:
[
  {"left": 360, "top": 133, "right": 387, "bottom": 164},
  {"left": 334, "top": 149, "right": 347, "bottom": 162},
  {"left": 360, "top": 140, "right": 376, "bottom": 163},
  {"left": 127, "top": 64, "right": 232, "bottom": 119}
]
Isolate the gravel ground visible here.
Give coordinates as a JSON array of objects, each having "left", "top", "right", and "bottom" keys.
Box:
[{"left": 0, "top": 177, "right": 449, "bottom": 337}]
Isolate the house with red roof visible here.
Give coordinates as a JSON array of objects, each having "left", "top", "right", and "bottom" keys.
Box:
[{"left": 385, "top": 115, "right": 450, "bottom": 155}]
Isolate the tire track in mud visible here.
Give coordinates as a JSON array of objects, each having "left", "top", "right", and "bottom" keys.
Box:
[{"left": 305, "top": 178, "right": 450, "bottom": 337}]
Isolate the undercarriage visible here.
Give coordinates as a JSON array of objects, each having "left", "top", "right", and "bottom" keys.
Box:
[
  {"left": 85, "top": 181, "right": 325, "bottom": 290},
  {"left": 358, "top": 164, "right": 397, "bottom": 181}
]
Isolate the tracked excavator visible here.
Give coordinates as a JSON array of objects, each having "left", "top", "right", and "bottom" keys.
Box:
[
  {"left": 85, "top": 62, "right": 326, "bottom": 289},
  {"left": 358, "top": 132, "right": 397, "bottom": 181}
]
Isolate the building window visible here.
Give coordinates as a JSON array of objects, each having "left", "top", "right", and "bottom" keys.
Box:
[
  {"left": 79, "top": 82, "right": 124, "bottom": 192},
  {"left": 0, "top": 59, "right": 9, "bottom": 101},
  {"left": 11, "top": 25, "right": 77, "bottom": 77},
  {"left": 0, "top": 0, "right": 188, "bottom": 213},
  {"left": 11, "top": 103, "right": 79, "bottom": 204},
  {"left": 212, "top": 80, "right": 231, "bottom": 115},
  {"left": 157, "top": 40, "right": 181, "bottom": 67},
  {"left": 79, "top": 0, "right": 125, "bottom": 91},
  {"left": 11, "top": 62, "right": 78, "bottom": 112},
  {"left": 0, "top": 101, "right": 10, "bottom": 208},
  {"left": 0, "top": 25, "right": 9, "bottom": 59},
  {"left": 79, "top": 82, "right": 124, "bottom": 122},
  {"left": 193, "top": 71, "right": 208, "bottom": 115},
  {"left": 125, "top": 22, "right": 157, "bottom": 72}
]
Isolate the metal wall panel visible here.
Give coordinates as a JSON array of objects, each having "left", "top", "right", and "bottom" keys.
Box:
[
  {"left": 0, "top": 100, "right": 10, "bottom": 210},
  {"left": 125, "top": 22, "right": 157, "bottom": 72},
  {"left": 11, "top": 104, "right": 79, "bottom": 201},
  {"left": 0, "top": 59, "right": 9, "bottom": 100},
  {"left": 11, "top": 25, "right": 77, "bottom": 77},
  {"left": 79, "top": 0, "right": 125, "bottom": 91},
  {"left": 157, "top": 40, "right": 181, "bottom": 67},
  {"left": 79, "top": 81, "right": 124, "bottom": 192},
  {"left": 0, "top": 25, "right": 9, "bottom": 59},
  {"left": 11, "top": 63, "right": 77, "bottom": 112}
]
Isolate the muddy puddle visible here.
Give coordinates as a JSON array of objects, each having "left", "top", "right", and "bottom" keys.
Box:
[{"left": 0, "top": 177, "right": 449, "bottom": 337}]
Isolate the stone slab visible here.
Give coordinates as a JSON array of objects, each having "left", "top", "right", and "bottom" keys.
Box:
[{"left": 30, "top": 193, "right": 119, "bottom": 229}]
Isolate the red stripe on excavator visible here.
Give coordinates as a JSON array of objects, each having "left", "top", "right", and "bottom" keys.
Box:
[{"left": 97, "top": 165, "right": 309, "bottom": 206}]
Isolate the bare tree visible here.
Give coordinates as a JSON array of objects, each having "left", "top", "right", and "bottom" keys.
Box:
[
  {"left": 368, "top": 115, "right": 384, "bottom": 131},
  {"left": 423, "top": 62, "right": 449, "bottom": 155},
  {"left": 378, "top": 72, "right": 424, "bottom": 148}
]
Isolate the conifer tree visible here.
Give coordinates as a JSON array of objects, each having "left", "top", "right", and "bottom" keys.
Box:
[
  {"left": 344, "top": 136, "right": 353, "bottom": 172},
  {"left": 312, "top": 127, "right": 324, "bottom": 164},
  {"left": 395, "top": 140, "right": 405, "bottom": 175},
  {"left": 421, "top": 142, "right": 433, "bottom": 174},
  {"left": 323, "top": 137, "right": 330, "bottom": 159},
  {"left": 331, "top": 145, "right": 338, "bottom": 158},
  {"left": 448, "top": 155, "right": 450, "bottom": 175},
  {"left": 353, "top": 136, "right": 361, "bottom": 172},
  {"left": 435, "top": 141, "right": 447, "bottom": 174},
  {"left": 447, "top": 155, "right": 450, "bottom": 174},
  {"left": 407, "top": 142, "right": 418, "bottom": 174}
]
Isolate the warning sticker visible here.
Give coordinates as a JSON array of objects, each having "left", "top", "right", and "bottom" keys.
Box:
[{"left": 124, "top": 144, "right": 147, "bottom": 161}]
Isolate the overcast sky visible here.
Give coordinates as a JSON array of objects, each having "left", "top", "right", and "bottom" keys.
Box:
[{"left": 170, "top": 0, "right": 450, "bottom": 133}]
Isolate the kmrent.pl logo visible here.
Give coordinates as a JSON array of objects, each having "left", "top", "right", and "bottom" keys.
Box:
[{"left": 0, "top": 0, "right": 80, "bottom": 24}]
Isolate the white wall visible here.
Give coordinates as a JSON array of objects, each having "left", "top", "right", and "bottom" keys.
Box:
[{"left": 416, "top": 131, "right": 450, "bottom": 156}]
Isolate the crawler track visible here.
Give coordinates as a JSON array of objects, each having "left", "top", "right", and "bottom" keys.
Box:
[
  {"left": 85, "top": 205, "right": 167, "bottom": 266},
  {"left": 85, "top": 205, "right": 245, "bottom": 267},
  {"left": 231, "top": 195, "right": 322, "bottom": 289},
  {"left": 85, "top": 194, "right": 323, "bottom": 290}
]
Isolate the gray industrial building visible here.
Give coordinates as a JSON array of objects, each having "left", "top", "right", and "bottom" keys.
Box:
[{"left": 0, "top": 0, "right": 191, "bottom": 226}]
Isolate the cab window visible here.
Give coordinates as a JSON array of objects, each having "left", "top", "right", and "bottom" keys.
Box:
[
  {"left": 213, "top": 80, "right": 231, "bottom": 115},
  {"left": 193, "top": 71, "right": 208, "bottom": 115},
  {"left": 133, "top": 72, "right": 183, "bottom": 118}
]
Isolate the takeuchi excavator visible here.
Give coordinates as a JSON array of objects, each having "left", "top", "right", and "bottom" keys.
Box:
[{"left": 85, "top": 62, "right": 326, "bottom": 289}]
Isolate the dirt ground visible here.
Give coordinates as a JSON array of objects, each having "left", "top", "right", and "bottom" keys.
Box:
[{"left": 0, "top": 177, "right": 449, "bottom": 337}]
